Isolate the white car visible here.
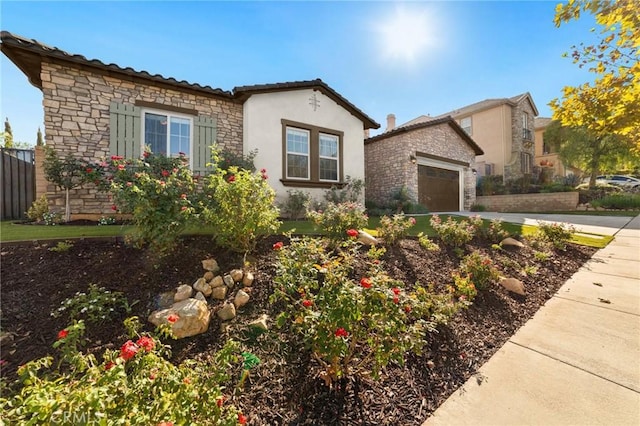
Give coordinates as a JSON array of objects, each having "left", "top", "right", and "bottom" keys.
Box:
[{"left": 594, "top": 175, "right": 640, "bottom": 189}]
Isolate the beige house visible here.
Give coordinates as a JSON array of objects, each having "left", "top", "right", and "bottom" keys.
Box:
[
  {"left": 402, "top": 93, "right": 538, "bottom": 182},
  {"left": 534, "top": 117, "right": 578, "bottom": 177},
  {"left": 365, "top": 115, "right": 483, "bottom": 212},
  {"left": 1, "top": 32, "right": 378, "bottom": 217}
]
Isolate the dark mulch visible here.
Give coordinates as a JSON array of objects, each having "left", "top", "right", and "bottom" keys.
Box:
[{"left": 0, "top": 229, "right": 595, "bottom": 424}]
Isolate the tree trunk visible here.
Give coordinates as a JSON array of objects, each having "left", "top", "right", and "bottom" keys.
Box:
[
  {"left": 588, "top": 139, "right": 603, "bottom": 189},
  {"left": 65, "top": 189, "right": 71, "bottom": 222}
]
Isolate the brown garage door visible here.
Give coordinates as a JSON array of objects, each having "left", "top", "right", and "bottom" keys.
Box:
[{"left": 418, "top": 165, "right": 460, "bottom": 212}]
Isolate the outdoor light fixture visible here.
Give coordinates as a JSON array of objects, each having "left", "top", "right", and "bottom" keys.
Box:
[
  {"left": 472, "top": 168, "right": 478, "bottom": 176},
  {"left": 409, "top": 154, "right": 417, "bottom": 164}
]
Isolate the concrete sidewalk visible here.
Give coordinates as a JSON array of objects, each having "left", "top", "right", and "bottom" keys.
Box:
[{"left": 424, "top": 215, "right": 640, "bottom": 426}]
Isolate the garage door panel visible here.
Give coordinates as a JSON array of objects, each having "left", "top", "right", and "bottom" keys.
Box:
[{"left": 418, "top": 165, "right": 459, "bottom": 212}]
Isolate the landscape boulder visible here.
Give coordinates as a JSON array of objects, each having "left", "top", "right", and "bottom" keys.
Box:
[{"left": 148, "top": 298, "right": 210, "bottom": 338}]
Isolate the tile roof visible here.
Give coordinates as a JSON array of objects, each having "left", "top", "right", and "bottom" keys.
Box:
[
  {"left": 534, "top": 117, "right": 553, "bottom": 129},
  {"left": 1, "top": 31, "right": 380, "bottom": 129},
  {"left": 365, "top": 115, "right": 484, "bottom": 155}
]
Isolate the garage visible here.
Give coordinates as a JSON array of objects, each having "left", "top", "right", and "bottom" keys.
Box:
[{"left": 418, "top": 164, "right": 461, "bottom": 212}]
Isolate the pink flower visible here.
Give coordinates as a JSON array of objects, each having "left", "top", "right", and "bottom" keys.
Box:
[
  {"left": 334, "top": 328, "right": 349, "bottom": 338},
  {"left": 180, "top": 193, "right": 187, "bottom": 199},
  {"left": 261, "top": 173, "right": 268, "bottom": 180},
  {"left": 157, "top": 422, "right": 173, "bottom": 426},
  {"left": 181, "top": 206, "right": 188, "bottom": 211},
  {"left": 136, "top": 336, "right": 155, "bottom": 352},
  {"left": 260, "top": 168, "right": 267, "bottom": 174},
  {"left": 346, "top": 229, "right": 358, "bottom": 238},
  {"left": 111, "top": 155, "right": 123, "bottom": 161},
  {"left": 143, "top": 151, "right": 150, "bottom": 158},
  {"left": 167, "top": 314, "right": 179, "bottom": 324},
  {"left": 227, "top": 175, "right": 236, "bottom": 183},
  {"left": 360, "top": 277, "right": 372, "bottom": 289},
  {"left": 409, "top": 217, "right": 416, "bottom": 225},
  {"left": 119, "top": 340, "right": 139, "bottom": 361},
  {"left": 126, "top": 181, "right": 133, "bottom": 187},
  {"left": 117, "top": 164, "right": 125, "bottom": 171},
  {"left": 57, "top": 329, "right": 68, "bottom": 340},
  {"left": 273, "top": 241, "right": 283, "bottom": 250}
]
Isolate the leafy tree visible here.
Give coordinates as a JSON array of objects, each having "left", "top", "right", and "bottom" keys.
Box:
[
  {"left": 3, "top": 117, "right": 14, "bottom": 148},
  {"left": 36, "top": 127, "right": 44, "bottom": 146},
  {"left": 550, "top": 0, "right": 640, "bottom": 153},
  {"left": 43, "top": 147, "right": 90, "bottom": 222},
  {"left": 544, "top": 120, "right": 638, "bottom": 187}
]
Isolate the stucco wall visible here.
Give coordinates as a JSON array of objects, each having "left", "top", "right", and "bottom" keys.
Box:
[
  {"left": 242, "top": 89, "right": 366, "bottom": 205},
  {"left": 462, "top": 105, "right": 509, "bottom": 176},
  {"left": 40, "top": 61, "right": 243, "bottom": 216},
  {"left": 365, "top": 122, "right": 477, "bottom": 211}
]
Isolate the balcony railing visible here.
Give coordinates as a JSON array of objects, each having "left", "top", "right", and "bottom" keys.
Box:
[{"left": 522, "top": 128, "right": 532, "bottom": 141}]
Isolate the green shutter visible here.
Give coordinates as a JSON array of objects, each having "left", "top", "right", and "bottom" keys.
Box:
[
  {"left": 109, "top": 102, "right": 141, "bottom": 158},
  {"left": 193, "top": 115, "right": 217, "bottom": 175}
]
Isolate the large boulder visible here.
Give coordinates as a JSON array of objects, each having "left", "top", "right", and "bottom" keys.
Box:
[
  {"left": 499, "top": 277, "right": 526, "bottom": 296},
  {"left": 148, "top": 298, "right": 210, "bottom": 338}
]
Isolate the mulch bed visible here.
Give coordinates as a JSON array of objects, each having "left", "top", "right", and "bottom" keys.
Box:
[{"left": 0, "top": 229, "right": 595, "bottom": 424}]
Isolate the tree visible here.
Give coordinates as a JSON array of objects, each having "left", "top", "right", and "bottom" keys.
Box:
[
  {"left": 3, "top": 117, "right": 14, "bottom": 148},
  {"left": 550, "top": 0, "right": 640, "bottom": 153},
  {"left": 544, "top": 120, "right": 639, "bottom": 187},
  {"left": 43, "top": 147, "right": 90, "bottom": 222},
  {"left": 36, "top": 127, "right": 44, "bottom": 146}
]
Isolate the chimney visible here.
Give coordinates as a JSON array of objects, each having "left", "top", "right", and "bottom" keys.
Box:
[
  {"left": 386, "top": 114, "right": 396, "bottom": 132},
  {"left": 364, "top": 129, "right": 370, "bottom": 138}
]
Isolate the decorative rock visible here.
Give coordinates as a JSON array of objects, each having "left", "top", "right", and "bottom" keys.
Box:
[
  {"left": 217, "top": 303, "right": 236, "bottom": 321},
  {"left": 499, "top": 277, "right": 526, "bottom": 296},
  {"left": 203, "top": 271, "right": 215, "bottom": 281},
  {"left": 174, "top": 284, "right": 193, "bottom": 302},
  {"left": 223, "top": 274, "right": 235, "bottom": 290},
  {"left": 242, "top": 271, "right": 255, "bottom": 287},
  {"left": 194, "top": 291, "right": 207, "bottom": 302},
  {"left": 357, "top": 230, "right": 379, "bottom": 246},
  {"left": 193, "top": 278, "right": 212, "bottom": 297},
  {"left": 148, "top": 298, "right": 210, "bottom": 338},
  {"left": 501, "top": 237, "right": 525, "bottom": 248},
  {"left": 234, "top": 290, "right": 250, "bottom": 308},
  {"left": 248, "top": 314, "right": 269, "bottom": 332},
  {"left": 210, "top": 275, "right": 224, "bottom": 288},
  {"left": 230, "top": 269, "right": 244, "bottom": 282},
  {"left": 202, "top": 258, "right": 220, "bottom": 274},
  {"left": 211, "top": 285, "right": 228, "bottom": 300}
]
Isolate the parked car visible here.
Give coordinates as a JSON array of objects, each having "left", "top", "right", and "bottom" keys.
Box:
[{"left": 592, "top": 175, "right": 640, "bottom": 189}]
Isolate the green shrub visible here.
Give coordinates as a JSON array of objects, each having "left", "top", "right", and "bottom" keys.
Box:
[
  {"left": 51, "top": 284, "right": 132, "bottom": 325},
  {"left": 270, "top": 236, "right": 463, "bottom": 385},
  {"left": 280, "top": 189, "right": 311, "bottom": 220},
  {"left": 591, "top": 194, "right": 640, "bottom": 210},
  {"left": 429, "top": 215, "right": 475, "bottom": 248},
  {"left": 377, "top": 214, "right": 416, "bottom": 245},
  {"left": 468, "top": 216, "right": 509, "bottom": 243},
  {"left": 26, "top": 195, "right": 50, "bottom": 222},
  {"left": 469, "top": 203, "right": 486, "bottom": 212},
  {"left": 451, "top": 273, "right": 477, "bottom": 301},
  {"left": 324, "top": 176, "right": 363, "bottom": 204},
  {"left": 459, "top": 251, "right": 500, "bottom": 290},
  {"left": 48, "top": 240, "right": 74, "bottom": 253},
  {"left": 535, "top": 221, "right": 575, "bottom": 251},
  {"left": 217, "top": 147, "right": 258, "bottom": 174},
  {"left": 418, "top": 232, "right": 440, "bottom": 251},
  {"left": 307, "top": 201, "right": 368, "bottom": 243}
]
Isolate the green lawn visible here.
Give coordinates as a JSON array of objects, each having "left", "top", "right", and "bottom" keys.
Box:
[{"left": 0, "top": 214, "right": 613, "bottom": 248}]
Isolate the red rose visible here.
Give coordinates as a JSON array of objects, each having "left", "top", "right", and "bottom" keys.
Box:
[
  {"left": 261, "top": 173, "right": 268, "bottom": 180},
  {"left": 119, "top": 340, "right": 139, "bottom": 361},
  {"left": 161, "top": 170, "right": 170, "bottom": 177},
  {"left": 238, "top": 413, "right": 247, "bottom": 425},
  {"left": 360, "top": 277, "right": 372, "bottom": 289},
  {"left": 143, "top": 151, "right": 150, "bottom": 158},
  {"left": 392, "top": 287, "right": 401, "bottom": 295},
  {"left": 393, "top": 296, "right": 399, "bottom": 304},
  {"left": 404, "top": 305, "right": 412, "bottom": 313},
  {"left": 104, "top": 361, "right": 115, "bottom": 370},
  {"left": 117, "top": 164, "right": 125, "bottom": 171},
  {"left": 111, "top": 155, "right": 123, "bottom": 161},
  {"left": 181, "top": 206, "right": 188, "bottom": 211},
  {"left": 180, "top": 193, "right": 187, "bottom": 199},
  {"left": 157, "top": 422, "right": 173, "bottom": 426},
  {"left": 111, "top": 205, "right": 117, "bottom": 211},
  {"left": 260, "top": 168, "right": 267, "bottom": 174},
  {"left": 136, "top": 336, "right": 155, "bottom": 352},
  {"left": 86, "top": 167, "right": 93, "bottom": 173},
  {"left": 302, "top": 299, "right": 312, "bottom": 308},
  {"left": 273, "top": 241, "right": 283, "bottom": 250},
  {"left": 334, "top": 328, "right": 348, "bottom": 338},
  {"left": 216, "top": 396, "right": 225, "bottom": 407},
  {"left": 346, "top": 229, "right": 358, "bottom": 237},
  {"left": 57, "top": 329, "right": 69, "bottom": 340},
  {"left": 227, "top": 175, "right": 236, "bottom": 183},
  {"left": 167, "top": 313, "right": 179, "bottom": 324}
]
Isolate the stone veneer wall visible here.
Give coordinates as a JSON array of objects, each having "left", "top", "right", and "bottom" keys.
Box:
[
  {"left": 476, "top": 192, "right": 579, "bottom": 212},
  {"left": 365, "top": 123, "right": 477, "bottom": 210},
  {"left": 40, "top": 61, "right": 243, "bottom": 217},
  {"left": 504, "top": 99, "right": 537, "bottom": 182}
]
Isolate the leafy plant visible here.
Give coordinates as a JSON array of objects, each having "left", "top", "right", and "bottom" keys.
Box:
[
  {"left": 324, "top": 175, "right": 364, "bottom": 204},
  {"left": 42, "top": 211, "right": 63, "bottom": 226},
  {"left": 280, "top": 189, "right": 311, "bottom": 220},
  {"left": 533, "top": 250, "right": 551, "bottom": 262},
  {"left": 418, "top": 232, "right": 440, "bottom": 251},
  {"left": 451, "top": 273, "right": 477, "bottom": 301},
  {"left": 469, "top": 203, "right": 486, "bottom": 212},
  {"left": 429, "top": 215, "right": 475, "bottom": 248},
  {"left": 98, "top": 215, "right": 117, "bottom": 226},
  {"left": 48, "top": 240, "right": 74, "bottom": 252},
  {"left": 307, "top": 201, "right": 368, "bottom": 243},
  {"left": 535, "top": 221, "right": 576, "bottom": 251},
  {"left": 459, "top": 251, "right": 500, "bottom": 291},
  {"left": 377, "top": 214, "right": 416, "bottom": 245},
  {"left": 51, "top": 284, "right": 132, "bottom": 325},
  {"left": 25, "top": 195, "right": 50, "bottom": 222},
  {"left": 42, "top": 147, "right": 91, "bottom": 222},
  {"left": 217, "top": 147, "right": 258, "bottom": 174},
  {"left": 468, "top": 216, "right": 510, "bottom": 243},
  {"left": 390, "top": 186, "right": 413, "bottom": 213},
  {"left": 591, "top": 194, "right": 640, "bottom": 210}
]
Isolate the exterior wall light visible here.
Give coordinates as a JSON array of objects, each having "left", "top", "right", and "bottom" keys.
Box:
[{"left": 409, "top": 154, "right": 417, "bottom": 164}]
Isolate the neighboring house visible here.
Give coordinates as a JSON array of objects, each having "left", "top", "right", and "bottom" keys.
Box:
[
  {"left": 534, "top": 117, "right": 578, "bottom": 177},
  {"left": 1, "top": 32, "right": 379, "bottom": 217},
  {"left": 364, "top": 115, "right": 483, "bottom": 212},
  {"left": 402, "top": 93, "right": 538, "bottom": 182}
]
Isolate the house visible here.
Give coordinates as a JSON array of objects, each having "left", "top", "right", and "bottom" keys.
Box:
[
  {"left": 0, "top": 32, "right": 379, "bottom": 217},
  {"left": 402, "top": 93, "right": 539, "bottom": 182},
  {"left": 364, "top": 115, "right": 483, "bottom": 212},
  {"left": 534, "top": 117, "right": 578, "bottom": 177}
]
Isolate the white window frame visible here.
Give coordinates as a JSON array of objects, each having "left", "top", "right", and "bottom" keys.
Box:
[
  {"left": 318, "top": 132, "right": 340, "bottom": 182},
  {"left": 285, "top": 126, "right": 311, "bottom": 180},
  {"left": 140, "top": 108, "right": 194, "bottom": 168},
  {"left": 460, "top": 117, "right": 472, "bottom": 135}
]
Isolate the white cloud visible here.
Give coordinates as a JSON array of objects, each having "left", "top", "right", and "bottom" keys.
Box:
[{"left": 374, "top": 5, "right": 439, "bottom": 66}]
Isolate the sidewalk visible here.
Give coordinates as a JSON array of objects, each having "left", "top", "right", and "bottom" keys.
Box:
[{"left": 424, "top": 214, "right": 640, "bottom": 426}]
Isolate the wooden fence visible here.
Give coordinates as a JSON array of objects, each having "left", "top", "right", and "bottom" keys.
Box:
[{"left": 1, "top": 148, "right": 35, "bottom": 220}]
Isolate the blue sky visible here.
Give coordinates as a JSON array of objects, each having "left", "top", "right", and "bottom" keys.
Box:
[{"left": 1, "top": 1, "right": 597, "bottom": 145}]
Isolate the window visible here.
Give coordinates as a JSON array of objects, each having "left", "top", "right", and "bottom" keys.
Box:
[
  {"left": 282, "top": 120, "right": 343, "bottom": 186},
  {"left": 142, "top": 109, "right": 193, "bottom": 159},
  {"left": 521, "top": 152, "right": 532, "bottom": 174},
  {"left": 460, "top": 117, "right": 472, "bottom": 135},
  {"left": 522, "top": 114, "right": 532, "bottom": 140}
]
